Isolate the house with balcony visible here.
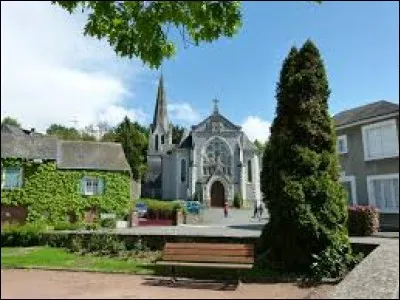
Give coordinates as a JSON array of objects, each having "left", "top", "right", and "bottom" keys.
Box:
[{"left": 334, "top": 100, "right": 399, "bottom": 230}]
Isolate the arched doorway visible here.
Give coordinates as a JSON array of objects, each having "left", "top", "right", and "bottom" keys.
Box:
[{"left": 211, "top": 181, "right": 225, "bottom": 207}]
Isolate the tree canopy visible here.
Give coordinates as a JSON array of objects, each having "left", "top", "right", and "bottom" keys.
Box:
[
  {"left": 114, "top": 116, "right": 148, "bottom": 181},
  {"left": 52, "top": 1, "right": 242, "bottom": 68},
  {"left": 52, "top": 1, "right": 321, "bottom": 68},
  {"left": 46, "top": 124, "right": 82, "bottom": 140},
  {"left": 1, "top": 117, "right": 21, "bottom": 128},
  {"left": 172, "top": 124, "right": 185, "bottom": 144}
]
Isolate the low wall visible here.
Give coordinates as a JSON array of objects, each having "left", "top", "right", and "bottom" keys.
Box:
[{"left": 329, "top": 238, "right": 399, "bottom": 299}]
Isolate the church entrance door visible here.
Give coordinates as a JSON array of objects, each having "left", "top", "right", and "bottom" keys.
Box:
[{"left": 210, "top": 181, "right": 225, "bottom": 207}]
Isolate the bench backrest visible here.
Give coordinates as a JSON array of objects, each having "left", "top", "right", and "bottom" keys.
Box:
[{"left": 162, "top": 243, "right": 254, "bottom": 264}]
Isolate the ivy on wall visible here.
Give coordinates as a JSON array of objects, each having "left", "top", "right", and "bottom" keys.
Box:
[{"left": 1, "top": 159, "right": 131, "bottom": 223}]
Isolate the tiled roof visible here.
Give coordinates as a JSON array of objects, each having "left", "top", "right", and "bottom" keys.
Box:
[{"left": 334, "top": 100, "right": 399, "bottom": 127}]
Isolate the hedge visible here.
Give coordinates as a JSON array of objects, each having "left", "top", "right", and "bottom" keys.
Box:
[
  {"left": 347, "top": 205, "right": 380, "bottom": 236},
  {"left": 134, "top": 199, "right": 185, "bottom": 219}
]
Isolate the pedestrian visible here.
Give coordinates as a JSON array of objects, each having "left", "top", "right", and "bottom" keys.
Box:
[
  {"left": 223, "top": 201, "right": 228, "bottom": 218},
  {"left": 253, "top": 201, "right": 258, "bottom": 218},
  {"left": 258, "top": 202, "right": 264, "bottom": 221}
]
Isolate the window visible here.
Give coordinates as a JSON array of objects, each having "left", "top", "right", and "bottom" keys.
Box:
[
  {"left": 155, "top": 134, "right": 159, "bottom": 151},
  {"left": 339, "top": 174, "right": 356, "bottom": 206},
  {"left": 247, "top": 160, "right": 252, "bottom": 182},
  {"left": 337, "top": 135, "right": 348, "bottom": 154},
  {"left": 362, "top": 119, "right": 398, "bottom": 161},
  {"left": 161, "top": 135, "right": 165, "bottom": 144},
  {"left": 81, "top": 177, "right": 104, "bottom": 196},
  {"left": 202, "top": 138, "right": 232, "bottom": 176},
  {"left": 1, "top": 167, "right": 23, "bottom": 189},
  {"left": 181, "top": 159, "right": 186, "bottom": 183},
  {"left": 367, "top": 174, "right": 399, "bottom": 213}
]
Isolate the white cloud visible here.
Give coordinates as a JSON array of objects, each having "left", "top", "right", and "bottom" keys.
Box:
[
  {"left": 1, "top": 1, "right": 149, "bottom": 132},
  {"left": 241, "top": 116, "right": 271, "bottom": 143},
  {"left": 168, "top": 103, "right": 200, "bottom": 125}
]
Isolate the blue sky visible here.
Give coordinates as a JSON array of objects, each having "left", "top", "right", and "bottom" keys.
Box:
[
  {"left": 1, "top": 1, "right": 398, "bottom": 142},
  {"left": 134, "top": 1, "right": 399, "bottom": 138}
]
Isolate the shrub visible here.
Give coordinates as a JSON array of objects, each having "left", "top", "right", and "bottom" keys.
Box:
[
  {"left": 65, "top": 233, "right": 126, "bottom": 256},
  {"left": 84, "top": 222, "right": 100, "bottom": 230},
  {"left": 100, "top": 218, "right": 116, "bottom": 229},
  {"left": 233, "top": 192, "right": 243, "bottom": 208},
  {"left": 53, "top": 221, "right": 84, "bottom": 231},
  {"left": 134, "top": 198, "right": 184, "bottom": 219},
  {"left": 347, "top": 205, "right": 380, "bottom": 236},
  {"left": 1, "top": 222, "right": 47, "bottom": 247}
]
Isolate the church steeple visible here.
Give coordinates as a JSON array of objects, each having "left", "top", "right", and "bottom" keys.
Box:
[{"left": 152, "top": 73, "right": 169, "bottom": 132}]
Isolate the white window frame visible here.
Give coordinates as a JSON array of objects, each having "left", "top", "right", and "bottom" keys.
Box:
[
  {"left": 337, "top": 135, "right": 348, "bottom": 154},
  {"left": 339, "top": 173, "right": 357, "bottom": 206},
  {"left": 367, "top": 173, "right": 399, "bottom": 214},
  {"left": 84, "top": 177, "right": 99, "bottom": 196},
  {"left": 362, "top": 119, "right": 399, "bottom": 161}
]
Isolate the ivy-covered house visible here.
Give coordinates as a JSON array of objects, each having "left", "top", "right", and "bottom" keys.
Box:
[{"left": 1, "top": 125, "right": 132, "bottom": 224}]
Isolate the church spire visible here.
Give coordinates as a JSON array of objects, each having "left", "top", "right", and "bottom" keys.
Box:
[{"left": 152, "top": 73, "right": 169, "bottom": 131}]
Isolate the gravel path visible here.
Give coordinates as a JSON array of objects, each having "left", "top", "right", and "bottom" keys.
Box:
[{"left": 1, "top": 269, "right": 333, "bottom": 299}]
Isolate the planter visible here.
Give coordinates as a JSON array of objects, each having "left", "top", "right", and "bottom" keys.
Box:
[{"left": 116, "top": 221, "right": 128, "bottom": 229}]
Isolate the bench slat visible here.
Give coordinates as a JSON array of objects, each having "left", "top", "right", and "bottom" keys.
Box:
[
  {"left": 164, "top": 248, "right": 253, "bottom": 257},
  {"left": 162, "top": 254, "right": 254, "bottom": 264},
  {"left": 164, "top": 243, "right": 253, "bottom": 251},
  {"left": 156, "top": 261, "right": 253, "bottom": 269}
]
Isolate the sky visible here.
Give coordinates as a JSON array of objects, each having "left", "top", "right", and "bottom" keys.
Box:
[{"left": 1, "top": 1, "right": 399, "bottom": 143}]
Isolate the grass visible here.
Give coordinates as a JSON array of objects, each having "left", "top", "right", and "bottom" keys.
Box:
[
  {"left": 1, "top": 247, "right": 154, "bottom": 275},
  {"left": 1, "top": 247, "right": 293, "bottom": 283}
]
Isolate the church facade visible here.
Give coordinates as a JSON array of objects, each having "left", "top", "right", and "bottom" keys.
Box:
[{"left": 142, "top": 76, "right": 262, "bottom": 208}]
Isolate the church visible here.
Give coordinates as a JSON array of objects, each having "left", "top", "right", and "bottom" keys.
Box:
[{"left": 142, "top": 75, "right": 262, "bottom": 208}]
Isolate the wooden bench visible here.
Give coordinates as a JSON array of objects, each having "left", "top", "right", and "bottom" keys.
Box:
[{"left": 156, "top": 242, "right": 254, "bottom": 284}]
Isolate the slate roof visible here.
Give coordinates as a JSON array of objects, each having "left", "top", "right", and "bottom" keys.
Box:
[
  {"left": 178, "top": 134, "right": 192, "bottom": 149},
  {"left": 57, "top": 141, "right": 130, "bottom": 171},
  {"left": 1, "top": 126, "right": 130, "bottom": 172},
  {"left": 1, "top": 133, "right": 58, "bottom": 160},
  {"left": 191, "top": 111, "right": 241, "bottom": 131},
  {"left": 242, "top": 133, "right": 257, "bottom": 152},
  {"left": 334, "top": 100, "right": 399, "bottom": 127}
]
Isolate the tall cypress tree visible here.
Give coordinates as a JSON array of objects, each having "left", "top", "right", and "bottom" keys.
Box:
[{"left": 259, "top": 40, "right": 355, "bottom": 279}]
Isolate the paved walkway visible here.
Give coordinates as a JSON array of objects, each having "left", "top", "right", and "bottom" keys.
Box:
[
  {"left": 199, "top": 208, "right": 269, "bottom": 226},
  {"left": 1, "top": 269, "right": 333, "bottom": 299}
]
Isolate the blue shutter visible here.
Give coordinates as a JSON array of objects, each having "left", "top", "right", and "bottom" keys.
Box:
[{"left": 97, "top": 178, "right": 105, "bottom": 195}]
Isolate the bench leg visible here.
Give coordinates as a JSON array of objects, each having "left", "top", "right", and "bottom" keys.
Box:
[
  {"left": 237, "top": 270, "right": 242, "bottom": 286},
  {"left": 171, "top": 266, "right": 177, "bottom": 284}
]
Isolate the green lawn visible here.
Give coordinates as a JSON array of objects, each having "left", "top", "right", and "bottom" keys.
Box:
[
  {"left": 1, "top": 247, "right": 155, "bottom": 275},
  {"left": 1, "top": 247, "right": 281, "bottom": 281}
]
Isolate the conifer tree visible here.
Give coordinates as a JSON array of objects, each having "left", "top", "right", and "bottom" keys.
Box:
[{"left": 259, "top": 40, "right": 355, "bottom": 279}]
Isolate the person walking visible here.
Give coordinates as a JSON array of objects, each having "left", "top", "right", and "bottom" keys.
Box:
[
  {"left": 258, "top": 202, "right": 264, "bottom": 221},
  {"left": 223, "top": 201, "right": 228, "bottom": 218},
  {"left": 253, "top": 201, "right": 258, "bottom": 218}
]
